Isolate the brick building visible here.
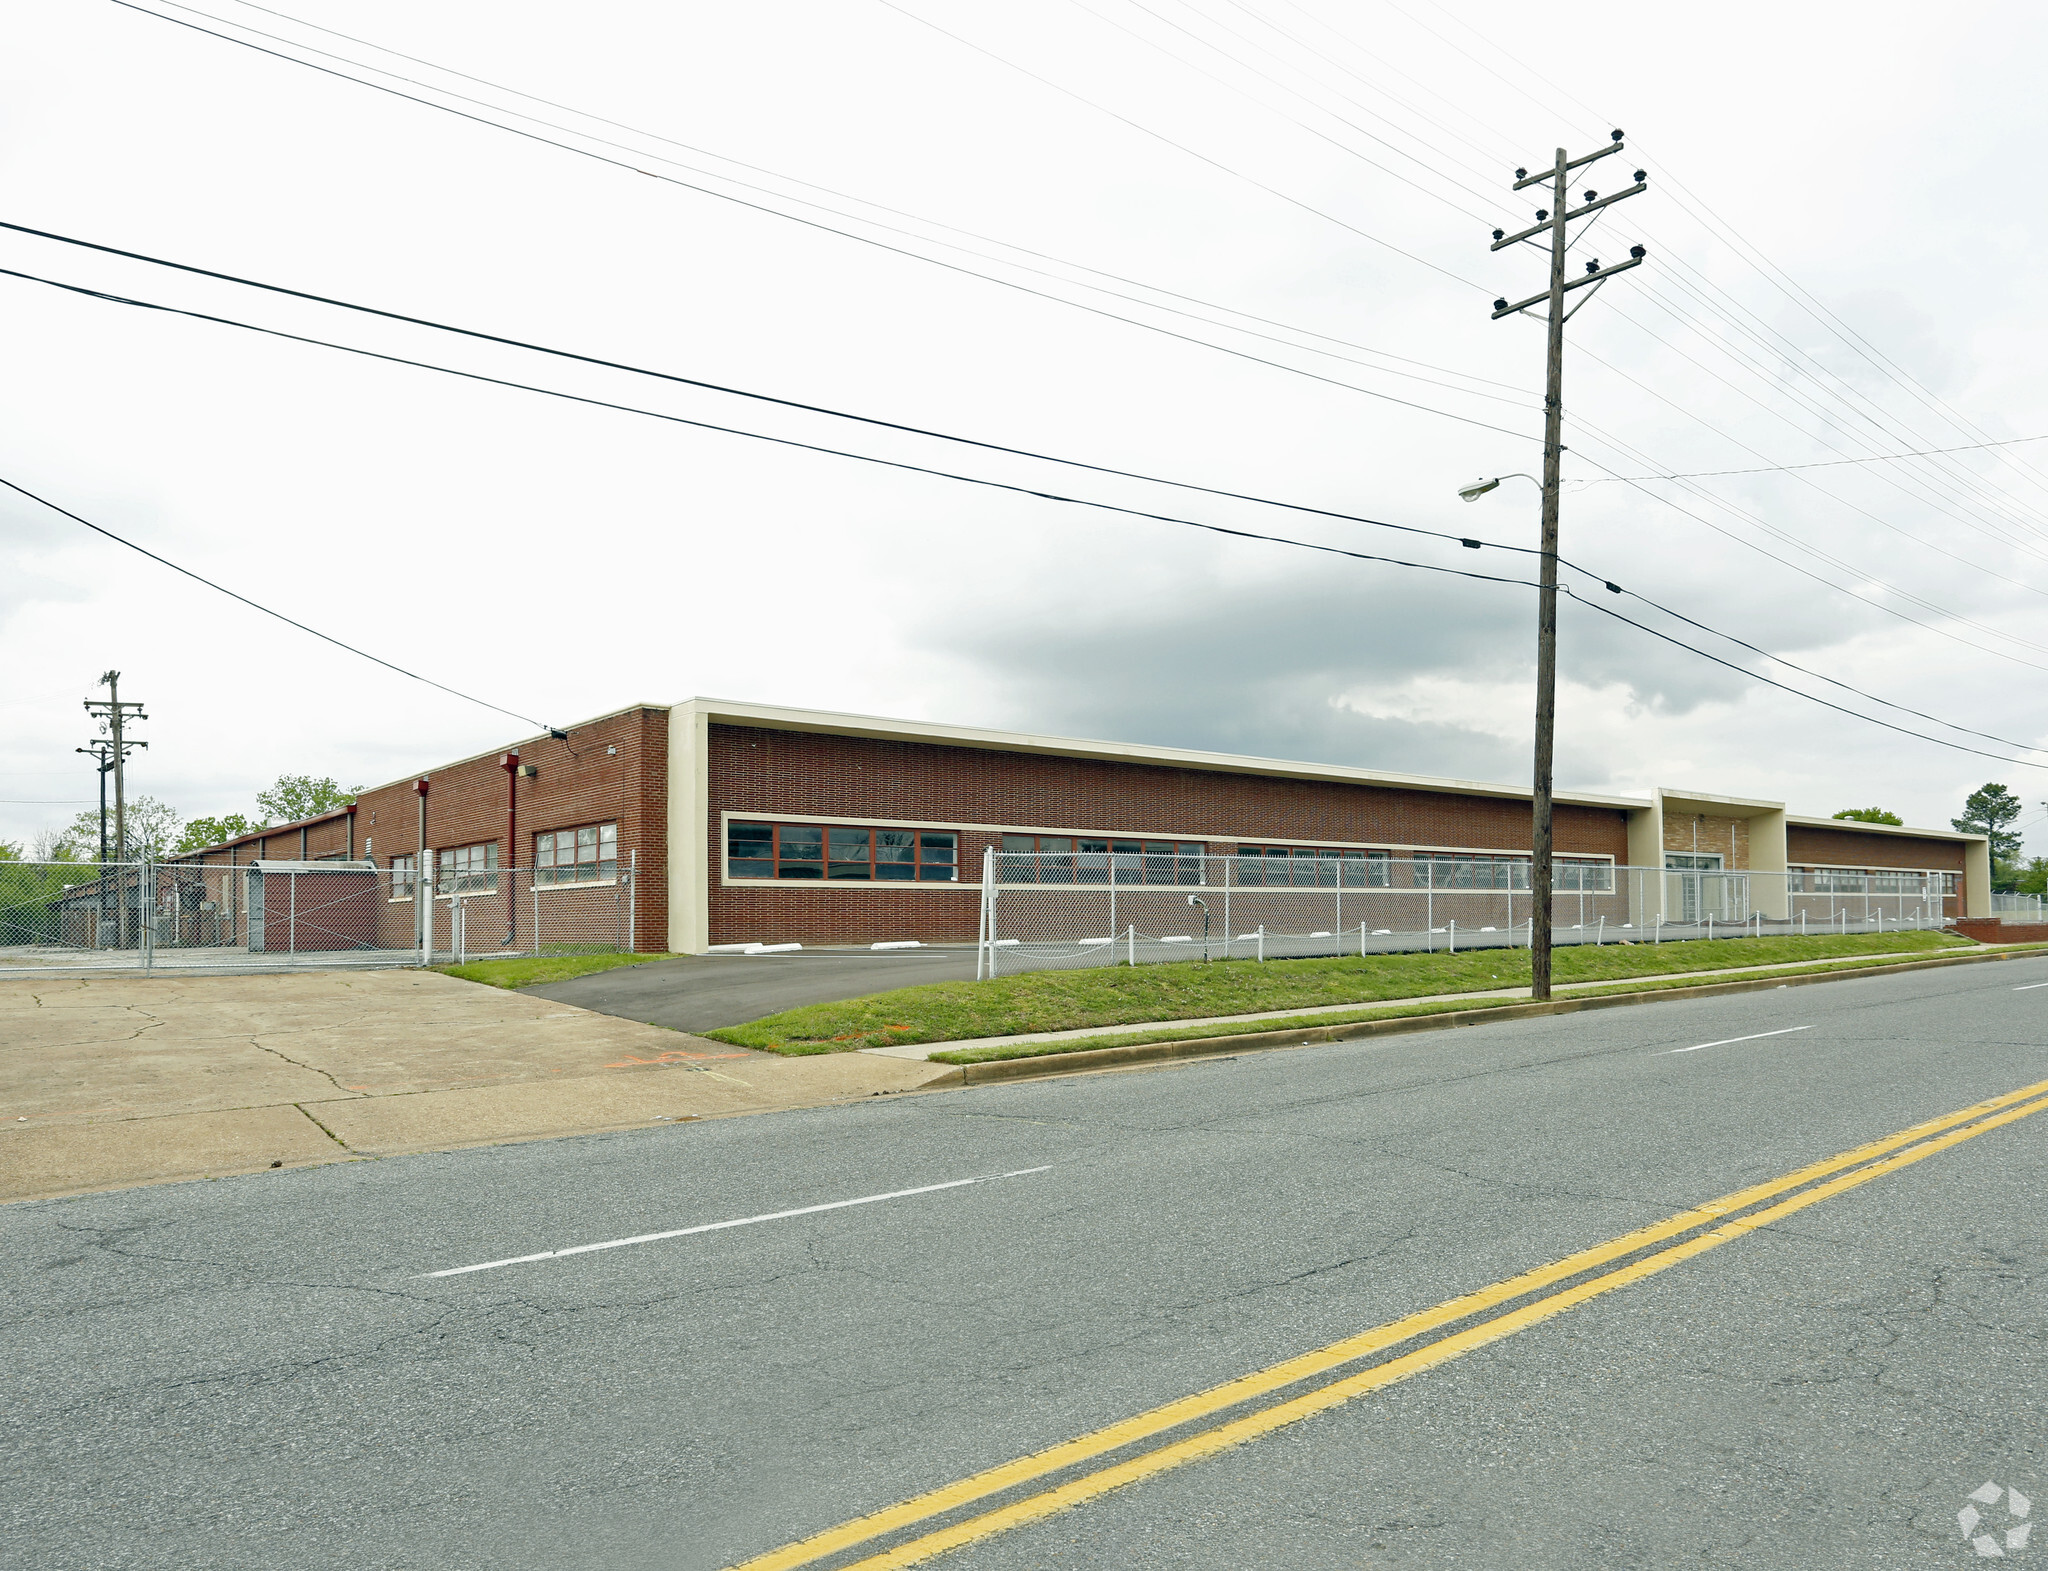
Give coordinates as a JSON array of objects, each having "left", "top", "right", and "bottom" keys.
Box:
[{"left": 169, "top": 697, "right": 1993, "bottom": 952}]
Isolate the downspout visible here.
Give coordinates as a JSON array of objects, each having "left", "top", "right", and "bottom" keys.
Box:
[
  {"left": 501, "top": 751, "right": 519, "bottom": 946},
  {"left": 346, "top": 803, "right": 357, "bottom": 860}
]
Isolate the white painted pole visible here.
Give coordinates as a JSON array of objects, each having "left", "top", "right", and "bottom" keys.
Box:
[
  {"left": 1597, "top": 914, "right": 1604, "bottom": 945},
  {"left": 1360, "top": 920, "right": 1367, "bottom": 957},
  {"left": 1256, "top": 924, "right": 1264, "bottom": 963},
  {"left": 1449, "top": 918, "right": 1456, "bottom": 954},
  {"left": 1128, "top": 923, "right": 1136, "bottom": 967}
]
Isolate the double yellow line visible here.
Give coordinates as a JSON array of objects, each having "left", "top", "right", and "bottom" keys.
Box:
[{"left": 732, "top": 1074, "right": 2048, "bottom": 1571}]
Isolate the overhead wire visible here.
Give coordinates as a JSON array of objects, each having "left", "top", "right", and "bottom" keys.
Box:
[
  {"left": 1221, "top": 0, "right": 2048, "bottom": 549},
  {"left": 1385, "top": 0, "right": 2048, "bottom": 518},
  {"left": 103, "top": 0, "right": 1532, "bottom": 430},
  {"left": 0, "top": 474, "right": 548, "bottom": 729},
  {"left": 168, "top": 0, "right": 1529, "bottom": 401},
  {"left": 0, "top": 218, "right": 1542, "bottom": 540},
  {"left": 12, "top": 259, "right": 2046, "bottom": 766},
  {"left": 66, "top": 0, "right": 2048, "bottom": 755}
]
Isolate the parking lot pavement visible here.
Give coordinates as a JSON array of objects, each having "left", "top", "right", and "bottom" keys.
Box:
[{"left": 519, "top": 946, "right": 980, "bottom": 1031}]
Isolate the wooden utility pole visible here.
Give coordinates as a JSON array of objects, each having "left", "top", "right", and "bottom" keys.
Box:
[
  {"left": 1489, "top": 132, "right": 1647, "bottom": 999},
  {"left": 83, "top": 670, "right": 148, "bottom": 947}
]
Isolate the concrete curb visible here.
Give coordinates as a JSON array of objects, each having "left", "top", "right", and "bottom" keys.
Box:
[{"left": 944, "top": 944, "right": 2048, "bottom": 1085}]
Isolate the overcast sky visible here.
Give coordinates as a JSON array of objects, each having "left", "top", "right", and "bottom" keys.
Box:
[{"left": 6, "top": 0, "right": 2048, "bottom": 855}]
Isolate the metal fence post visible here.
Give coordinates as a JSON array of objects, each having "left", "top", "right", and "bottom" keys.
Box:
[
  {"left": 288, "top": 869, "right": 298, "bottom": 956},
  {"left": 627, "top": 848, "right": 636, "bottom": 954},
  {"left": 141, "top": 862, "right": 155, "bottom": 973},
  {"left": 1221, "top": 854, "right": 1231, "bottom": 962},
  {"left": 532, "top": 882, "right": 540, "bottom": 957}
]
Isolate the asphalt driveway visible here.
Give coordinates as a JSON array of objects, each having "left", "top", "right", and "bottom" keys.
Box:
[{"left": 519, "top": 946, "right": 980, "bottom": 1032}]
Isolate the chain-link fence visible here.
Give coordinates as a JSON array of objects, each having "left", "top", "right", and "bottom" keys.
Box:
[
  {"left": 974, "top": 851, "right": 1958, "bottom": 978},
  {"left": 0, "top": 858, "right": 635, "bottom": 975}
]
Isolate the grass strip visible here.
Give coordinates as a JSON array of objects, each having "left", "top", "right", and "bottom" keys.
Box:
[
  {"left": 708, "top": 931, "right": 1968, "bottom": 1055},
  {"left": 436, "top": 951, "right": 683, "bottom": 989},
  {"left": 925, "top": 943, "right": 2046, "bottom": 1063}
]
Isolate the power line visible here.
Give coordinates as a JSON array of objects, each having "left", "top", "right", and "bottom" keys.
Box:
[
  {"left": 0, "top": 265, "right": 1543, "bottom": 589},
  {"left": 39, "top": 225, "right": 2044, "bottom": 748},
  {"left": 0, "top": 474, "right": 547, "bottom": 729},
  {"left": 128, "top": 0, "right": 1529, "bottom": 412},
  {"left": 13, "top": 261, "right": 2042, "bottom": 772},
  {"left": 0, "top": 221, "right": 1538, "bottom": 545},
  {"left": 1577, "top": 433, "right": 2048, "bottom": 483},
  {"left": 866, "top": 0, "right": 1492, "bottom": 293}
]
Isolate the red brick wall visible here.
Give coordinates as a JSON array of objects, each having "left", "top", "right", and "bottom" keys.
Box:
[
  {"left": 1787, "top": 825, "right": 1966, "bottom": 872},
  {"left": 171, "top": 705, "right": 670, "bottom": 952},
  {"left": 705, "top": 725, "right": 1630, "bottom": 946}
]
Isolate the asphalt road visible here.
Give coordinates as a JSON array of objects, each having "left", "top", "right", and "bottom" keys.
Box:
[
  {"left": 522, "top": 946, "right": 978, "bottom": 1032},
  {"left": 6, "top": 955, "right": 2046, "bottom": 1570}
]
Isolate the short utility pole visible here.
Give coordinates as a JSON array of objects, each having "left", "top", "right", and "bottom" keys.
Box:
[
  {"left": 1488, "top": 132, "right": 1647, "bottom": 1000},
  {"left": 83, "top": 671, "right": 148, "bottom": 947}
]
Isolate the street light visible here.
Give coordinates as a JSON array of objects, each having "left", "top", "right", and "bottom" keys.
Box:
[{"left": 1458, "top": 473, "right": 1539, "bottom": 502}]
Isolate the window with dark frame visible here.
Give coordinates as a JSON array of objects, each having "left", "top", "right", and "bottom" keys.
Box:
[
  {"left": 726, "top": 822, "right": 957, "bottom": 882},
  {"left": 997, "top": 834, "right": 1204, "bottom": 884},
  {"left": 536, "top": 823, "right": 618, "bottom": 887},
  {"left": 1407, "top": 852, "right": 1613, "bottom": 891},
  {"left": 1233, "top": 846, "right": 1388, "bottom": 888}
]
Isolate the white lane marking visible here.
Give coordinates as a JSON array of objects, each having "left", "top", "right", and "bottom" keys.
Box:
[
  {"left": 424, "top": 1167, "right": 1054, "bottom": 1278},
  {"left": 1666, "top": 1025, "right": 1812, "bottom": 1055},
  {"left": 2015, "top": 982, "right": 2048, "bottom": 991}
]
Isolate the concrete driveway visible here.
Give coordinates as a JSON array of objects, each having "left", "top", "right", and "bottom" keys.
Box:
[{"left": 520, "top": 945, "right": 979, "bottom": 1031}]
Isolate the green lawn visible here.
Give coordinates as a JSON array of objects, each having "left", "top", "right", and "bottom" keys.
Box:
[
  {"left": 704, "top": 930, "right": 1973, "bottom": 1055},
  {"left": 435, "top": 951, "right": 683, "bottom": 989}
]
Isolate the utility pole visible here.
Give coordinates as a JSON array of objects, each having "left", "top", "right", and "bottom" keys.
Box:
[
  {"left": 83, "top": 671, "right": 148, "bottom": 947},
  {"left": 1489, "top": 132, "right": 1647, "bottom": 1000}
]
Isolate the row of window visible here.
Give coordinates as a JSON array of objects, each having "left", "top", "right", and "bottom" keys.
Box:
[
  {"left": 386, "top": 822, "right": 618, "bottom": 897},
  {"left": 1792, "top": 867, "right": 1958, "bottom": 894},
  {"left": 722, "top": 823, "right": 1620, "bottom": 890},
  {"left": 727, "top": 822, "right": 959, "bottom": 881},
  {"left": 997, "top": 836, "right": 1205, "bottom": 885}
]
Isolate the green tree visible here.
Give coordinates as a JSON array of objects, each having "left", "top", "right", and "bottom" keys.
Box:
[
  {"left": 1832, "top": 807, "right": 1904, "bottom": 825},
  {"left": 2014, "top": 857, "right": 2048, "bottom": 897},
  {"left": 1953, "top": 783, "right": 2026, "bottom": 864},
  {"left": 56, "top": 796, "right": 183, "bottom": 862},
  {"left": 0, "top": 839, "right": 22, "bottom": 861},
  {"left": 255, "top": 774, "right": 355, "bottom": 825},
  {"left": 174, "top": 814, "right": 265, "bottom": 855}
]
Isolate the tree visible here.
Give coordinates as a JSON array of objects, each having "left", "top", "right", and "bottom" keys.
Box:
[
  {"left": 1953, "top": 783, "right": 2027, "bottom": 864},
  {"left": 55, "top": 796, "right": 183, "bottom": 863},
  {"left": 1832, "top": 807, "right": 1903, "bottom": 825},
  {"left": 2014, "top": 857, "right": 2048, "bottom": 898},
  {"left": 0, "top": 839, "right": 21, "bottom": 861},
  {"left": 174, "top": 814, "right": 265, "bottom": 855},
  {"left": 255, "top": 774, "right": 355, "bottom": 825}
]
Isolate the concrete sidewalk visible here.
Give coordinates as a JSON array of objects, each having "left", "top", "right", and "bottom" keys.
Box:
[{"left": 0, "top": 972, "right": 959, "bottom": 1203}]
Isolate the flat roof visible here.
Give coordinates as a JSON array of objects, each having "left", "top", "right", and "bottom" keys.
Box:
[{"left": 677, "top": 697, "right": 1649, "bottom": 809}]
